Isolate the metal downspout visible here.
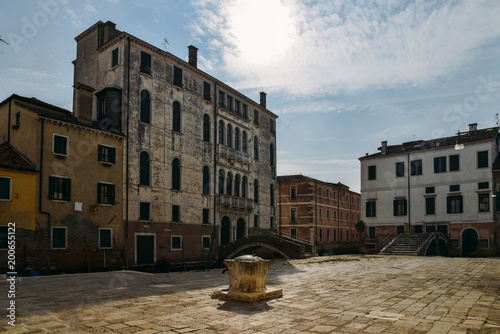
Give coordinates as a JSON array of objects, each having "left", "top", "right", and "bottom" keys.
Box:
[{"left": 38, "top": 118, "right": 51, "bottom": 273}]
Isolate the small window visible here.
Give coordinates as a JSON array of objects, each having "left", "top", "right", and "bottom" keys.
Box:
[
  {"left": 291, "top": 186, "right": 297, "bottom": 201},
  {"left": 478, "top": 151, "right": 488, "bottom": 168},
  {"left": 203, "top": 208, "right": 210, "bottom": 224},
  {"left": 242, "top": 104, "right": 248, "bottom": 119},
  {"left": 203, "top": 82, "right": 211, "bottom": 101},
  {"left": 434, "top": 156, "right": 446, "bottom": 173},
  {"left": 234, "top": 100, "right": 241, "bottom": 116},
  {"left": 173, "top": 101, "right": 181, "bottom": 132},
  {"left": 140, "top": 90, "right": 151, "bottom": 124},
  {"left": 368, "top": 226, "right": 376, "bottom": 239},
  {"left": 254, "top": 109, "right": 259, "bottom": 125},
  {"left": 270, "top": 119, "right": 276, "bottom": 134},
  {"left": 52, "top": 227, "right": 67, "bottom": 249},
  {"left": 99, "top": 229, "right": 112, "bottom": 248},
  {"left": 53, "top": 134, "right": 68, "bottom": 156},
  {"left": 111, "top": 48, "right": 119, "bottom": 68},
  {"left": 202, "top": 236, "right": 210, "bottom": 249},
  {"left": 270, "top": 144, "right": 275, "bottom": 166},
  {"left": 411, "top": 160, "right": 423, "bottom": 175},
  {"left": 172, "top": 205, "right": 180, "bottom": 222},
  {"left": 393, "top": 199, "right": 407, "bottom": 216},
  {"left": 173, "top": 66, "right": 183, "bottom": 87},
  {"left": 139, "top": 202, "right": 150, "bottom": 220},
  {"left": 97, "top": 183, "right": 115, "bottom": 205},
  {"left": 270, "top": 217, "right": 274, "bottom": 229},
  {"left": 254, "top": 179, "right": 259, "bottom": 203},
  {"left": 326, "top": 189, "right": 330, "bottom": 198},
  {"left": 426, "top": 197, "right": 435, "bottom": 215},
  {"left": 319, "top": 209, "right": 322, "bottom": 218},
  {"left": 97, "top": 95, "right": 106, "bottom": 120},
  {"left": 171, "top": 236, "right": 182, "bottom": 250},
  {"left": 291, "top": 228, "right": 297, "bottom": 239},
  {"left": 48, "top": 176, "right": 71, "bottom": 201},
  {"left": 319, "top": 229, "right": 322, "bottom": 241},
  {"left": 254, "top": 215, "right": 259, "bottom": 228},
  {"left": 0, "top": 226, "right": 7, "bottom": 249},
  {"left": 140, "top": 151, "right": 150, "bottom": 186},
  {"left": 140, "top": 51, "right": 152, "bottom": 75},
  {"left": 450, "top": 185, "right": 460, "bottom": 192},
  {"left": 479, "top": 193, "right": 489, "bottom": 212},
  {"left": 447, "top": 195, "right": 463, "bottom": 213},
  {"left": 218, "top": 91, "right": 225, "bottom": 108},
  {"left": 478, "top": 182, "right": 489, "bottom": 189},
  {"left": 426, "top": 187, "right": 435, "bottom": 194},
  {"left": 0, "top": 177, "right": 12, "bottom": 200},
  {"left": 368, "top": 165, "right": 376, "bottom": 180},
  {"left": 98, "top": 145, "right": 116, "bottom": 164},
  {"left": 318, "top": 187, "right": 322, "bottom": 196},
  {"left": 226, "top": 95, "right": 233, "bottom": 111},
  {"left": 449, "top": 155, "right": 460, "bottom": 171},
  {"left": 291, "top": 208, "right": 297, "bottom": 223},
  {"left": 253, "top": 136, "right": 259, "bottom": 160},
  {"left": 396, "top": 162, "right": 404, "bottom": 177},
  {"left": 202, "top": 166, "right": 210, "bottom": 195},
  {"left": 327, "top": 210, "right": 330, "bottom": 218},
  {"left": 480, "top": 239, "right": 489, "bottom": 249},
  {"left": 172, "top": 158, "right": 181, "bottom": 190},
  {"left": 203, "top": 114, "right": 210, "bottom": 142},
  {"left": 14, "top": 112, "right": 20, "bottom": 128}
]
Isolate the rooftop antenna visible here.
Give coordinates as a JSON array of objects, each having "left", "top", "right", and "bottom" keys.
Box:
[{"left": 161, "top": 38, "right": 169, "bottom": 51}]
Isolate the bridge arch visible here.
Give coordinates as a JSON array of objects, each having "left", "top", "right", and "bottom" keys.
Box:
[{"left": 226, "top": 242, "right": 291, "bottom": 260}]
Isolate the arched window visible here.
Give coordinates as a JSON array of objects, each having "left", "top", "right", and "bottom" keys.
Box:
[
  {"left": 218, "top": 120, "right": 224, "bottom": 145},
  {"left": 226, "top": 172, "right": 233, "bottom": 195},
  {"left": 254, "top": 179, "right": 259, "bottom": 203},
  {"left": 270, "top": 143, "right": 275, "bottom": 166},
  {"left": 242, "top": 176, "right": 248, "bottom": 198},
  {"left": 226, "top": 124, "right": 232, "bottom": 148},
  {"left": 242, "top": 131, "right": 247, "bottom": 153},
  {"left": 234, "top": 174, "right": 240, "bottom": 197},
  {"left": 218, "top": 169, "right": 225, "bottom": 194},
  {"left": 254, "top": 136, "right": 259, "bottom": 160},
  {"left": 270, "top": 183, "right": 274, "bottom": 206},
  {"left": 139, "top": 151, "right": 150, "bottom": 186},
  {"left": 140, "top": 90, "right": 151, "bottom": 124},
  {"left": 172, "top": 158, "right": 181, "bottom": 190},
  {"left": 173, "top": 101, "right": 181, "bottom": 132},
  {"left": 203, "top": 114, "right": 210, "bottom": 142},
  {"left": 234, "top": 127, "right": 240, "bottom": 151},
  {"left": 202, "top": 166, "right": 210, "bottom": 195}
]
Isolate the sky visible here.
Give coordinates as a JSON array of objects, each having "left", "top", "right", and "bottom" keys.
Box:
[{"left": 1, "top": 0, "right": 500, "bottom": 193}]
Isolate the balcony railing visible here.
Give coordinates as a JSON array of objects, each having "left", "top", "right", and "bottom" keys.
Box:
[
  {"left": 218, "top": 144, "right": 251, "bottom": 165},
  {"left": 218, "top": 194, "right": 254, "bottom": 210}
]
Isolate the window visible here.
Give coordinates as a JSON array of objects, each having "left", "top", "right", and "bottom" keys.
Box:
[
  {"left": 234, "top": 127, "right": 240, "bottom": 150},
  {"left": 0, "top": 226, "right": 7, "bottom": 249},
  {"left": 218, "top": 170, "right": 225, "bottom": 194},
  {"left": 411, "top": 160, "right": 423, "bottom": 175},
  {"left": 139, "top": 202, "right": 150, "bottom": 220},
  {"left": 254, "top": 215, "right": 259, "bottom": 228},
  {"left": 173, "top": 101, "right": 181, "bottom": 132},
  {"left": 291, "top": 208, "right": 297, "bottom": 223},
  {"left": 318, "top": 187, "right": 322, "bottom": 197},
  {"left": 254, "top": 109, "right": 259, "bottom": 125},
  {"left": 172, "top": 205, "right": 180, "bottom": 222},
  {"left": 234, "top": 175, "right": 240, "bottom": 197},
  {"left": 111, "top": 48, "right": 119, "bottom": 68},
  {"left": 226, "top": 124, "right": 232, "bottom": 148},
  {"left": 479, "top": 193, "right": 489, "bottom": 212},
  {"left": 396, "top": 162, "right": 405, "bottom": 177},
  {"left": 291, "top": 186, "right": 297, "bottom": 201},
  {"left": 426, "top": 197, "right": 435, "bottom": 215},
  {"left": 434, "top": 157, "right": 446, "bottom": 173},
  {"left": 139, "top": 151, "right": 150, "bottom": 186},
  {"left": 270, "top": 119, "right": 276, "bottom": 135},
  {"left": 203, "top": 114, "right": 210, "bottom": 142},
  {"left": 49, "top": 176, "right": 71, "bottom": 201},
  {"left": 14, "top": 112, "right": 20, "bottom": 128},
  {"left": 140, "top": 51, "right": 151, "bottom": 75},
  {"left": 203, "top": 209, "right": 210, "bottom": 224},
  {"left": 254, "top": 179, "right": 259, "bottom": 203},
  {"left": 480, "top": 239, "right": 489, "bottom": 249},
  {"left": 53, "top": 134, "right": 68, "bottom": 156},
  {"left": 327, "top": 230, "right": 330, "bottom": 241},
  {"left": 99, "top": 229, "right": 112, "bottom": 248},
  {"left": 450, "top": 184, "right": 460, "bottom": 192},
  {"left": 173, "top": 66, "right": 182, "bottom": 87},
  {"left": 327, "top": 210, "right": 330, "bottom": 219},
  {"left": 319, "top": 229, "right": 322, "bottom": 241},
  {"left": 393, "top": 199, "right": 407, "bottom": 216},
  {"left": 242, "top": 131, "right": 247, "bottom": 153},
  {"left": 368, "top": 165, "right": 376, "bottom": 180},
  {"left": 449, "top": 154, "right": 459, "bottom": 171},
  {"left": 327, "top": 189, "right": 330, "bottom": 198},
  {"left": 253, "top": 136, "right": 259, "bottom": 160},
  {"left": 426, "top": 187, "right": 435, "bottom": 194},
  {"left": 0, "top": 177, "right": 11, "bottom": 200},
  {"left": 202, "top": 236, "right": 211, "bottom": 249},
  {"left": 98, "top": 145, "right": 116, "bottom": 164},
  {"left": 140, "top": 90, "right": 151, "bottom": 124},
  {"left": 270, "top": 217, "right": 274, "bottom": 229},
  {"left": 226, "top": 95, "right": 233, "bottom": 111},
  {"left": 242, "top": 176, "right": 248, "bottom": 198},
  {"left": 291, "top": 228, "right": 297, "bottom": 239},
  {"left": 52, "top": 227, "right": 67, "bottom": 249},
  {"left": 226, "top": 172, "right": 233, "bottom": 196},
  {"left": 366, "top": 201, "right": 377, "bottom": 217},
  {"left": 242, "top": 104, "right": 248, "bottom": 119},
  {"left": 203, "top": 82, "right": 211, "bottom": 101},
  {"left": 218, "top": 120, "right": 224, "bottom": 144},
  {"left": 97, "top": 95, "right": 106, "bottom": 119},
  {"left": 478, "top": 182, "right": 489, "bottom": 189},
  {"left": 368, "top": 226, "right": 376, "bottom": 239},
  {"left": 319, "top": 208, "right": 322, "bottom": 218},
  {"left": 270, "top": 144, "right": 275, "bottom": 166},
  {"left": 97, "top": 183, "right": 115, "bottom": 205},
  {"left": 234, "top": 100, "right": 241, "bottom": 116},
  {"left": 202, "top": 166, "right": 210, "bottom": 195},
  {"left": 171, "top": 236, "right": 182, "bottom": 250},
  {"left": 172, "top": 158, "right": 181, "bottom": 190},
  {"left": 478, "top": 151, "right": 488, "bottom": 168},
  {"left": 447, "top": 195, "right": 463, "bottom": 213},
  {"left": 218, "top": 91, "right": 225, "bottom": 108}
]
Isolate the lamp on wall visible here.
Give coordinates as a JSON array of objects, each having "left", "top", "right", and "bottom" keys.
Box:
[{"left": 455, "top": 131, "right": 464, "bottom": 150}]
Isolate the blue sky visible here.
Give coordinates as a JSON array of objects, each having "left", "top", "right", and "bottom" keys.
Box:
[{"left": 1, "top": 0, "right": 500, "bottom": 192}]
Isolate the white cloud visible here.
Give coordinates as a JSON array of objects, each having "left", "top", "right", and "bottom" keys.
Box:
[
  {"left": 84, "top": 4, "right": 98, "bottom": 14},
  {"left": 191, "top": 0, "right": 500, "bottom": 97}
]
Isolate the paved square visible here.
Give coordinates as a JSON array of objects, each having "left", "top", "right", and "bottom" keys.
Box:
[{"left": 1, "top": 255, "right": 499, "bottom": 333}]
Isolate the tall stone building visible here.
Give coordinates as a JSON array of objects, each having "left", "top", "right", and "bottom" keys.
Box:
[{"left": 72, "top": 21, "right": 278, "bottom": 266}]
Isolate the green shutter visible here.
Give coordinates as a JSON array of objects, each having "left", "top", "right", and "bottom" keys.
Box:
[
  {"left": 97, "top": 183, "right": 102, "bottom": 203},
  {"left": 48, "top": 176, "right": 55, "bottom": 200},
  {"left": 110, "top": 184, "right": 115, "bottom": 204},
  {"left": 110, "top": 147, "right": 116, "bottom": 164},
  {"left": 64, "top": 178, "right": 71, "bottom": 201},
  {"left": 98, "top": 145, "right": 103, "bottom": 162}
]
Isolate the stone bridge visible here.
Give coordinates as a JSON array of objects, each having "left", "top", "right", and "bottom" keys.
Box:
[{"left": 218, "top": 234, "right": 315, "bottom": 260}]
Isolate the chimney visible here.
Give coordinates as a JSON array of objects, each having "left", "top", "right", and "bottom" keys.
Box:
[
  {"left": 469, "top": 123, "right": 478, "bottom": 132},
  {"left": 381, "top": 141, "right": 387, "bottom": 155},
  {"left": 260, "top": 92, "right": 267, "bottom": 109},
  {"left": 188, "top": 45, "right": 198, "bottom": 68}
]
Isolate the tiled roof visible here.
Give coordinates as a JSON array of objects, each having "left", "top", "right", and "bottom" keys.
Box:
[
  {"left": 0, "top": 142, "right": 37, "bottom": 172},
  {"left": 360, "top": 127, "right": 499, "bottom": 160},
  {"left": 277, "top": 174, "right": 351, "bottom": 190}
]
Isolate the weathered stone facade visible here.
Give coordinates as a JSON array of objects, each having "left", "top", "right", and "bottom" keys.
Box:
[{"left": 72, "top": 21, "right": 278, "bottom": 266}]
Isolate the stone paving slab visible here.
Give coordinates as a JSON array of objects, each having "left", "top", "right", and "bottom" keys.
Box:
[{"left": 1, "top": 255, "right": 499, "bottom": 333}]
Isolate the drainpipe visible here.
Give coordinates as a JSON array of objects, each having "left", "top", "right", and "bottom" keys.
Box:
[
  {"left": 38, "top": 118, "right": 51, "bottom": 273},
  {"left": 124, "top": 36, "right": 131, "bottom": 269},
  {"left": 211, "top": 81, "right": 218, "bottom": 266}
]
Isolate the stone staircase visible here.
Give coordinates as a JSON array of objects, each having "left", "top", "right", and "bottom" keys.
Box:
[{"left": 380, "top": 233, "right": 430, "bottom": 255}]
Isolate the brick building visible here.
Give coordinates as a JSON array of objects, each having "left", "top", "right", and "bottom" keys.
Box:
[
  {"left": 277, "top": 175, "right": 362, "bottom": 254},
  {"left": 72, "top": 21, "right": 278, "bottom": 266}
]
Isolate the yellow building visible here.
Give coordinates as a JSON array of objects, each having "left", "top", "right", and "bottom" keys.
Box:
[{"left": 0, "top": 95, "right": 125, "bottom": 273}]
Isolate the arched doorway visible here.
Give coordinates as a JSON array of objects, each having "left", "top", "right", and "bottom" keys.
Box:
[
  {"left": 236, "top": 218, "right": 245, "bottom": 240},
  {"left": 462, "top": 228, "right": 478, "bottom": 257},
  {"left": 221, "top": 216, "right": 231, "bottom": 246}
]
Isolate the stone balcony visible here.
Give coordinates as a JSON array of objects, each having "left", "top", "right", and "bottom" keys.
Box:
[
  {"left": 218, "top": 144, "right": 251, "bottom": 165},
  {"left": 218, "top": 194, "right": 254, "bottom": 210}
]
